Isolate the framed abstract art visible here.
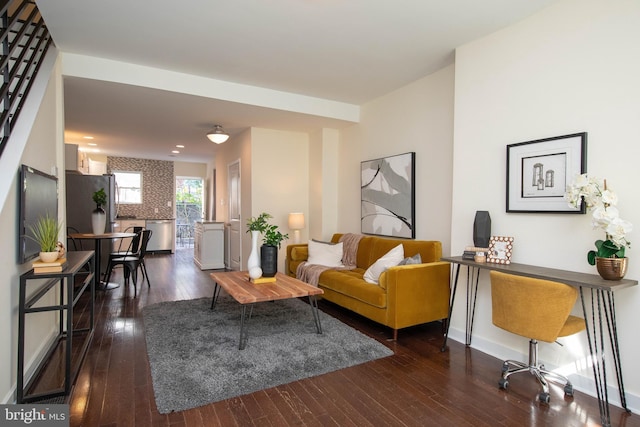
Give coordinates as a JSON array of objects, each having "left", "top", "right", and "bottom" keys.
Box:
[{"left": 361, "top": 152, "right": 415, "bottom": 239}]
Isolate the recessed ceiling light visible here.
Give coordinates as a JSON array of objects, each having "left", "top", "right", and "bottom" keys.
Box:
[
  {"left": 88, "top": 142, "right": 97, "bottom": 146},
  {"left": 172, "top": 150, "right": 180, "bottom": 154},
  {"left": 83, "top": 136, "right": 94, "bottom": 140},
  {"left": 176, "top": 145, "right": 184, "bottom": 148},
  {"left": 80, "top": 147, "right": 100, "bottom": 153}
]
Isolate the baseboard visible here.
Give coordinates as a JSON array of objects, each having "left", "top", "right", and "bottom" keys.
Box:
[
  {"left": 446, "top": 326, "right": 640, "bottom": 413},
  {"left": 3, "top": 328, "right": 59, "bottom": 404}
]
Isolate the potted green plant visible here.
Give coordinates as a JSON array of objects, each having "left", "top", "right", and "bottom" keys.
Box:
[
  {"left": 93, "top": 188, "right": 107, "bottom": 207},
  {"left": 246, "top": 212, "right": 272, "bottom": 233},
  {"left": 245, "top": 213, "right": 273, "bottom": 278},
  {"left": 92, "top": 188, "right": 108, "bottom": 234},
  {"left": 27, "top": 214, "right": 63, "bottom": 262},
  {"left": 260, "top": 223, "right": 289, "bottom": 277},
  {"left": 263, "top": 225, "right": 289, "bottom": 249}
]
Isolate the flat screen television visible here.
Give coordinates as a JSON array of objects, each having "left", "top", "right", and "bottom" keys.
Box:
[{"left": 18, "top": 164, "right": 59, "bottom": 264}]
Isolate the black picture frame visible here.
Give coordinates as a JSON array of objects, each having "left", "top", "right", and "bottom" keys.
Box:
[
  {"left": 361, "top": 152, "right": 415, "bottom": 239},
  {"left": 506, "top": 132, "right": 587, "bottom": 213}
]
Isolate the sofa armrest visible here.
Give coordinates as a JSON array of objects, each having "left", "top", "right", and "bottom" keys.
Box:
[
  {"left": 380, "top": 261, "right": 451, "bottom": 327},
  {"left": 285, "top": 244, "right": 309, "bottom": 277}
]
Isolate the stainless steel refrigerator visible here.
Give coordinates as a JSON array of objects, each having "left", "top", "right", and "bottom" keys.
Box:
[{"left": 65, "top": 172, "right": 117, "bottom": 275}]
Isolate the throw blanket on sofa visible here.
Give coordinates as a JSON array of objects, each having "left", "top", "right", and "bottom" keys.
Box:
[{"left": 296, "top": 233, "right": 364, "bottom": 286}]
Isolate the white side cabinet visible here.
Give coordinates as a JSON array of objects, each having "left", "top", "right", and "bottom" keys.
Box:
[{"left": 194, "top": 221, "right": 225, "bottom": 270}]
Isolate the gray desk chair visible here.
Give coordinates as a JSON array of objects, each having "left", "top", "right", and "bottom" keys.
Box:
[{"left": 490, "top": 270, "right": 586, "bottom": 404}]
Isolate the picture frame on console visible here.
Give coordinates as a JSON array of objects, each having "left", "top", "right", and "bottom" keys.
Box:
[
  {"left": 487, "top": 236, "right": 514, "bottom": 264},
  {"left": 361, "top": 152, "right": 415, "bottom": 239},
  {"left": 506, "top": 132, "right": 587, "bottom": 213}
]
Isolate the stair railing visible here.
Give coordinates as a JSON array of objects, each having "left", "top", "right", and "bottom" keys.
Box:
[{"left": 0, "top": 0, "right": 53, "bottom": 157}]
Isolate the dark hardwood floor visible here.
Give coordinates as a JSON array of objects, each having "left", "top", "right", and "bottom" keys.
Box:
[{"left": 64, "top": 247, "right": 640, "bottom": 426}]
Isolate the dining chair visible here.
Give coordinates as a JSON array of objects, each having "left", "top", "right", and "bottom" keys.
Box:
[
  {"left": 104, "top": 226, "right": 143, "bottom": 282},
  {"left": 67, "top": 226, "right": 83, "bottom": 251},
  {"left": 106, "top": 229, "right": 152, "bottom": 297}
]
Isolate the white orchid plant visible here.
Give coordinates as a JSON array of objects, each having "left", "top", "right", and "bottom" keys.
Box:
[{"left": 566, "top": 174, "right": 632, "bottom": 265}]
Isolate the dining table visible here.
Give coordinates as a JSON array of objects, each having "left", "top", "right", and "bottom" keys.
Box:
[{"left": 69, "top": 232, "right": 137, "bottom": 290}]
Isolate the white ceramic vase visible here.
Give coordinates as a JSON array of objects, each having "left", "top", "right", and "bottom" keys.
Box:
[
  {"left": 92, "top": 205, "right": 106, "bottom": 235},
  {"left": 247, "top": 230, "right": 262, "bottom": 278}
]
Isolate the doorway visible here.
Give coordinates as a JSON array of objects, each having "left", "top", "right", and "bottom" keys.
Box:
[{"left": 175, "top": 177, "right": 204, "bottom": 248}]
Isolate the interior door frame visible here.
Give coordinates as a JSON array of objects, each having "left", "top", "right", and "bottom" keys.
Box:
[{"left": 227, "top": 159, "right": 241, "bottom": 270}]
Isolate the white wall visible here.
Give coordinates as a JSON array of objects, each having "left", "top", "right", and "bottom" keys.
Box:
[
  {"left": 174, "top": 161, "right": 208, "bottom": 178},
  {"left": 452, "top": 0, "right": 640, "bottom": 408},
  {"left": 251, "top": 128, "right": 309, "bottom": 271},
  {"left": 308, "top": 128, "right": 340, "bottom": 241},
  {"left": 0, "top": 53, "right": 64, "bottom": 403},
  {"left": 338, "top": 65, "right": 455, "bottom": 250},
  {"left": 214, "top": 127, "right": 309, "bottom": 271}
]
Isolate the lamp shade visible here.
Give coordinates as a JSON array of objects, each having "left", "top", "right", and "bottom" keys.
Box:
[
  {"left": 288, "top": 212, "right": 305, "bottom": 230},
  {"left": 206, "top": 125, "right": 229, "bottom": 144}
]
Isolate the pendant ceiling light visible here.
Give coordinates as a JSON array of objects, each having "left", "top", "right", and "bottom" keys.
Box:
[{"left": 206, "top": 125, "right": 229, "bottom": 144}]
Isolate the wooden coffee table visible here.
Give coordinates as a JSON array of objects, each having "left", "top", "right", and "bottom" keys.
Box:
[{"left": 209, "top": 271, "right": 324, "bottom": 349}]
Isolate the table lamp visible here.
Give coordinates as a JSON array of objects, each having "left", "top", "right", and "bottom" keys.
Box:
[{"left": 288, "top": 212, "right": 305, "bottom": 244}]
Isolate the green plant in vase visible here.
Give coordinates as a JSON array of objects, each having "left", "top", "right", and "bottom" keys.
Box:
[
  {"left": 245, "top": 212, "right": 273, "bottom": 278},
  {"left": 263, "top": 225, "right": 289, "bottom": 249},
  {"left": 261, "top": 223, "right": 289, "bottom": 278},
  {"left": 27, "top": 214, "right": 63, "bottom": 261},
  {"left": 92, "top": 188, "right": 108, "bottom": 234},
  {"left": 93, "top": 188, "right": 107, "bottom": 208},
  {"left": 246, "top": 212, "right": 272, "bottom": 234}
]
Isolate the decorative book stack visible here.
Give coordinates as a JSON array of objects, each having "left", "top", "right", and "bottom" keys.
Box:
[
  {"left": 250, "top": 275, "right": 276, "bottom": 284},
  {"left": 32, "top": 258, "right": 67, "bottom": 274},
  {"left": 462, "top": 246, "right": 489, "bottom": 260}
]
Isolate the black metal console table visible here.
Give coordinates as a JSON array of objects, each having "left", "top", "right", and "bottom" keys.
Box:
[
  {"left": 441, "top": 256, "right": 637, "bottom": 427},
  {"left": 17, "top": 250, "right": 95, "bottom": 403}
]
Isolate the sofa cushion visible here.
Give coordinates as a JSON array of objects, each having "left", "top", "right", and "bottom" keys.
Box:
[
  {"left": 363, "top": 243, "right": 404, "bottom": 284},
  {"left": 290, "top": 246, "right": 309, "bottom": 261},
  {"left": 399, "top": 253, "right": 422, "bottom": 265},
  {"left": 307, "top": 239, "right": 344, "bottom": 267},
  {"left": 319, "top": 269, "right": 387, "bottom": 308}
]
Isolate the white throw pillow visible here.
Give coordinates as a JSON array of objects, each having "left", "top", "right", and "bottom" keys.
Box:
[
  {"left": 307, "top": 239, "right": 344, "bottom": 267},
  {"left": 363, "top": 244, "right": 405, "bottom": 284}
]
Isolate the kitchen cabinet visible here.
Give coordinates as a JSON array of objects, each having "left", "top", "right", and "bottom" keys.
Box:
[{"left": 194, "top": 221, "right": 225, "bottom": 270}]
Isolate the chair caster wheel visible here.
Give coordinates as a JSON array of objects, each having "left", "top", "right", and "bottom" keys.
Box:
[
  {"left": 498, "top": 378, "right": 509, "bottom": 390},
  {"left": 539, "top": 392, "right": 550, "bottom": 404},
  {"left": 501, "top": 362, "right": 509, "bottom": 373},
  {"left": 564, "top": 384, "right": 574, "bottom": 396}
]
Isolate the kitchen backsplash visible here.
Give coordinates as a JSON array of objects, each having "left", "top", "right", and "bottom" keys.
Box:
[{"left": 107, "top": 156, "right": 175, "bottom": 219}]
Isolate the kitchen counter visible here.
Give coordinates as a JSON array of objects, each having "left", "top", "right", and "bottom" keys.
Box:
[{"left": 194, "top": 221, "right": 225, "bottom": 269}]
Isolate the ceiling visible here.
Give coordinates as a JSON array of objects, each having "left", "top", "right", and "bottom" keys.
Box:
[{"left": 36, "top": 0, "right": 559, "bottom": 163}]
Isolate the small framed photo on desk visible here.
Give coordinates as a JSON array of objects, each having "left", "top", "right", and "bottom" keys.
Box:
[{"left": 487, "top": 236, "right": 514, "bottom": 264}]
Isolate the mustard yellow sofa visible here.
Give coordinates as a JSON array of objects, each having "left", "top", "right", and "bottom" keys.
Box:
[{"left": 285, "top": 233, "right": 450, "bottom": 340}]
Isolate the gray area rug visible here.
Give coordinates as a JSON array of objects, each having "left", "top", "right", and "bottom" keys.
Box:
[{"left": 142, "top": 296, "right": 394, "bottom": 414}]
